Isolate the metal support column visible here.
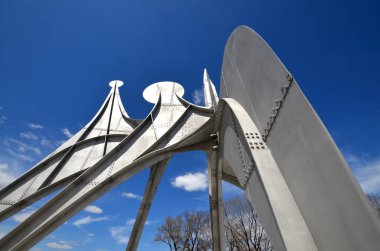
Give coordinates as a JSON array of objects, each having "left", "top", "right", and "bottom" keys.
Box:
[
  {"left": 207, "top": 150, "right": 225, "bottom": 251},
  {"left": 126, "top": 158, "right": 170, "bottom": 251}
]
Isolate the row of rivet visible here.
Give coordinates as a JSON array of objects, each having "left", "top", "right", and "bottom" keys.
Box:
[
  {"left": 18, "top": 174, "right": 39, "bottom": 201},
  {"left": 85, "top": 127, "right": 132, "bottom": 133},
  {"left": 0, "top": 200, "right": 16, "bottom": 205},
  {"left": 262, "top": 73, "right": 294, "bottom": 141},
  {"left": 229, "top": 111, "right": 249, "bottom": 187},
  {"left": 245, "top": 132, "right": 266, "bottom": 150},
  {"left": 242, "top": 132, "right": 262, "bottom": 188}
]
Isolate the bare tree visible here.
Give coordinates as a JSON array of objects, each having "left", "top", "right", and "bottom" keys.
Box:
[
  {"left": 155, "top": 210, "right": 212, "bottom": 251},
  {"left": 155, "top": 215, "right": 184, "bottom": 251},
  {"left": 155, "top": 195, "right": 273, "bottom": 251},
  {"left": 197, "top": 216, "right": 212, "bottom": 251},
  {"left": 224, "top": 196, "right": 273, "bottom": 251},
  {"left": 182, "top": 210, "right": 210, "bottom": 251}
]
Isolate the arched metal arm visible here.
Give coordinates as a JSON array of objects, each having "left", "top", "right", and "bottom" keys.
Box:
[
  {"left": 0, "top": 84, "right": 214, "bottom": 251},
  {"left": 214, "top": 98, "right": 318, "bottom": 251}
]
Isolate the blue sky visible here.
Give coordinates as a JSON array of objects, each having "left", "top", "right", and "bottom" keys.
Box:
[{"left": 0, "top": 0, "right": 379, "bottom": 250}]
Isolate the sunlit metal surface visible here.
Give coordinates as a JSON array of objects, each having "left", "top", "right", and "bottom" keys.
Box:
[{"left": 0, "top": 26, "right": 379, "bottom": 251}]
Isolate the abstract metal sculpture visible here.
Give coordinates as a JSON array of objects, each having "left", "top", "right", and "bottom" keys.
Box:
[{"left": 1, "top": 26, "right": 379, "bottom": 251}]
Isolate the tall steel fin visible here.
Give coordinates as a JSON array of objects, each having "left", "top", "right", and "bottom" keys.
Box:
[{"left": 203, "top": 68, "right": 219, "bottom": 109}]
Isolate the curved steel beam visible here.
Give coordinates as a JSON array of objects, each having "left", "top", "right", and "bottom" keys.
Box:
[
  {"left": 0, "top": 134, "right": 127, "bottom": 222},
  {"left": 215, "top": 98, "right": 318, "bottom": 251},
  {"left": 0, "top": 82, "right": 214, "bottom": 251},
  {"left": 0, "top": 81, "right": 136, "bottom": 221}
]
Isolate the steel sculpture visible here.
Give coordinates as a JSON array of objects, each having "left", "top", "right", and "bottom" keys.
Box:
[{"left": 0, "top": 26, "right": 379, "bottom": 251}]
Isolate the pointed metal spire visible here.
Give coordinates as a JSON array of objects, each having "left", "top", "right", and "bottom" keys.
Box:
[{"left": 203, "top": 68, "right": 219, "bottom": 110}]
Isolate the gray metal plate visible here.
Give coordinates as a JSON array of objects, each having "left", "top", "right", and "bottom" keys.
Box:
[{"left": 221, "top": 25, "right": 380, "bottom": 251}]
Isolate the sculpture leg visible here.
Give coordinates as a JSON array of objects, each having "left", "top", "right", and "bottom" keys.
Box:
[
  {"left": 126, "top": 158, "right": 170, "bottom": 251},
  {"left": 207, "top": 151, "right": 226, "bottom": 251},
  {"left": 218, "top": 99, "right": 318, "bottom": 251},
  {"left": 0, "top": 151, "right": 169, "bottom": 251}
]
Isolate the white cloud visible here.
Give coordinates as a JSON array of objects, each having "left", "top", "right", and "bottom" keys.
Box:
[
  {"left": 110, "top": 226, "right": 129, "bottom": 244},
  {"left": 171, "top": 172, "right": 208, "bottom": 192},
  {"left": 62, "top": 128, "right": 74, "bottom": 138},
  {"left": 348, "top": 154, "right": 380, "bottom": 194},
  {"left": 73, "top": 215, "right": 108, "bottom": 227},
  {"left": 28, "top": 123, "right": 44, "bottom": 129},
  {"left": 41, "top": 137, "right": 53, "bottom": 148},
  {"left": 46, "top": 241, "right": 73, "bottom": 250},
  {"left": 0, "top": 115, "right": 7, "bottom": 124},
  {"left": 0, "top": 163, "right": 16, "bottom": 189},
  {"left": 7, "top": 138, "right": 41, "bottom": 155},
  {"left": 6, "top": 149, "right": 34, "bottom": 162},
  {"left": 126, "top": 218, "right": 135, "bottom": 226},
  {"left": 109, "top": 218, "right": 155, "bottom": 245},
  {"left": 144, "top": 220, "right": 155, "bottom": 226},
  {"left": 3, "top": 137, "right": 42, "bottom": 162},
  {"left": 121, "top": 192, "right": 143, "bottom": 200},
  {"left": 192, "top": 89, "right": 204, "bottom": 105},
  {"left": 20, "top": 132, "right": 38, "bottom": 140},
  {"left": 12, "top": 210, "right": 35, "bottom": 223},
  {"left": 125, "top": 218, "right": 154, "bottom": 226},
  {"left": 55, "top": 140, "right": 66, "bottom": 147},
  {"left": 84, "top": 205, "right": 103, "bottom": 214}
]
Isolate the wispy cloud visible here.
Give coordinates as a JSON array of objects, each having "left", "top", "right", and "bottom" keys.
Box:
[
  {"left": 192, "top": 89, "right": 204, "bottom": 105},
  {"left": 19, "top": 131, "right": 38, "bottom": 140},
  {"left": 347, "top": 154, "right": 380, "bottom": 194},
  {"left": 55, "top": 140, "right": 66, "bottom": 147},
  {"left": 121, "top": 192, "right": 143, "bottom": 200},
  {"left": 73, "top": 216, "right": 108, "bottom": 227},
  {"left": 84, "top": 205, "right": 103, "bottom": 214},
  {"left": 62, "top": 128, "right": 74, "bottom": 138},
  {"left": 6, "top": 149, "right": 34, "bottom": 162},
  {"left": 125, "top": 218, "right": 154, "bottom": 227},
  {"left": 41, "top": 137, "right": 53, "bottom": 148},
  {"left": 28, "top": 123, "right": 44, "bottom": 129},
  {"left": 109, "top": 218, "right": 155, "bottom": 245},
  {"left": 0, "top": 115, "right": 7, "bottom": 124},
  {"left": 46, "top": 241, "right": 73, "bottom": 250},
  {"left": 0, "top": 163, "right": 16, "bottom": 189},
  {"left": 171, "top": 171, "right": 208, "bottom": 192},
  {"left": 110, "top": 226, "right": 129, "bottom": 244},
  {"left": 12, "top": 209, "right": 35, "bottom": 223},
  {"left": 126, "top": 219, "right": 135, "bottom": 226},
  {"left": 5, "top": 138, "right": 41, "bottom": 156}
]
